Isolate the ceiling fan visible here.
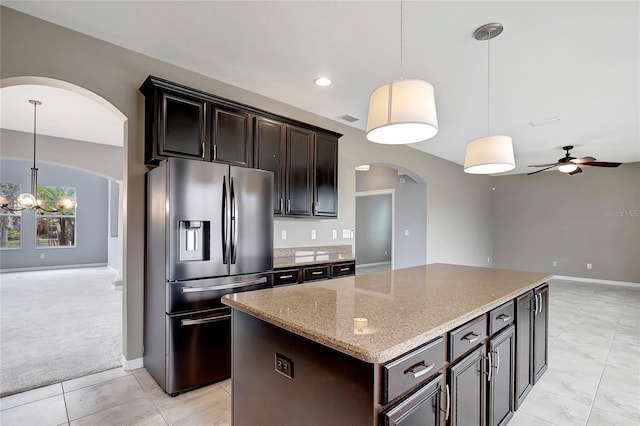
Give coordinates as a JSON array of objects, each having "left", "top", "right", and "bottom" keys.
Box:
[{"left": 527, "top": 145, "right": 622, "bottom": 176}]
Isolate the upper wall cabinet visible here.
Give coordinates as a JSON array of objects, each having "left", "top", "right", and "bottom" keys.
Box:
[{"left": 140, "top": 76, "right": 341, "bottom": 217}]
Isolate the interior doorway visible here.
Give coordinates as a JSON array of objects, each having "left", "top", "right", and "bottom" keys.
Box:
[
  {"left": 0, "top": 77, "right": 127, "bottom": 396},
  {"left": 354, "top": 164, "right": 427, "bottom": 274}
]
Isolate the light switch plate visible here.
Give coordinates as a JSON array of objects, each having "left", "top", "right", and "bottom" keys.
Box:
[
  {"left": 332, "top": 229, "right": 337, "bottom": 239},
  {"left": 342, "top": 229, "right": 350, "bottom": 238},
  {"left": 311, "top": 230, "right": 316, "bottom": 240},
  {"left": 281, "top": 230, "right": 287, "bottom": 240}
]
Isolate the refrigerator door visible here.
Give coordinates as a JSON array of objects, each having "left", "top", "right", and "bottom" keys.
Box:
[
  {"left": 167, "top": 158, "right": 229, "bottom": 281},
  {"left": 229, "top": 166, "right": 274, "bottom": 276}
]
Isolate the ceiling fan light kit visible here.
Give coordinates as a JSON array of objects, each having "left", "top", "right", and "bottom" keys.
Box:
[
  {"left": 464, "top": 23, "right": 516, "bottom": 175},
  {"left": 527, "top": 145, "right": 622, "bottom": 176},
  {"left": 365, "top": 0, "right": 438, "bottom": 145}
]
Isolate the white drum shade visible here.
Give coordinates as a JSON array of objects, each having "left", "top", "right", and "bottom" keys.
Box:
[
  {"left": 366, "top": 79, "right": 438, "bottom": 144},
  {"left": 464, "top": 135, "right": 515, "bottom": 174}
]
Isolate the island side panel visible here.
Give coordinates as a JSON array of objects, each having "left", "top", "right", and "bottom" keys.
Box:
[{"left": 231, "top": 310, "right": 378, "bottom": 425}]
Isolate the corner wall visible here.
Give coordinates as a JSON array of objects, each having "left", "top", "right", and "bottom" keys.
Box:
[{"left": 492, "top": 162, "right": 640, "bottom": 282}]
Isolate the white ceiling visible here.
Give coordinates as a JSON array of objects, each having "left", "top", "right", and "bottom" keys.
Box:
[{"left": 3, "top": 1, "right": 639, "bottom": 174}]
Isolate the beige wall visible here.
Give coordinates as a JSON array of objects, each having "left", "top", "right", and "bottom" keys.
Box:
[
  {"left": 1, "top": 7, "right": 494, "bottom": 362},
  {"left": 492, "top": 162, "right": 640, "bottom": 282}
]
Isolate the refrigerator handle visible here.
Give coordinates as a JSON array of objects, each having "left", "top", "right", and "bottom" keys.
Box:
[
  {"left": 230, "top": 177, "right": 238, "bottom": 264},
  {"left": 222, "top": 176, "right": 229, "bottom": 264}
]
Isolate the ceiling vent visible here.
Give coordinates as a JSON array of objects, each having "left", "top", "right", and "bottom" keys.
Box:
[{"left": 338, "top": 113, "right": 360, "bottom": 123}]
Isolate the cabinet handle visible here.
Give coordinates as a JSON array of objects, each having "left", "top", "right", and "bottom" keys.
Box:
[
  {"left": 213, "top": 143, "right": 217, "bottom": 160},
  {"left": 445, "top": 384, "right": 450, "bottom": 421},
  {"left": 201, "top": 141, "right": 206, "bottom": 159},
  {"left": 537, "top": 294, "right": 543, "bottom": 314},
  {"left": 462, "top": 332, "right": 480, "bottom": 343},
  {"left": 534, "top": 294, "right": 539, "bottom": 316},
  {"left": 279, "top": 198, "right": 284, "bottom": 212},
  {"left": 287, "top": 199, "right": 291, "bottom": 212},
  {"left": 404, "top": 362, "right": 435, "bottom": 379},
  {"left": 311, "top": 271, "right": 324, "bottom": 275},
  {"left": 496, "top": 314, "right": 511, "bottom": 322},
  {"left": 496, "top": 347, "right": 500, "bottom": 376},
  {"left": 487, "top": 352, "right": 492, "bottom": 382},
  {"left": 340, "top": 267, "right": 350, "bottom": 272},
  {"left": 279, "top": 274, "right": 293, "bottom": 279}
]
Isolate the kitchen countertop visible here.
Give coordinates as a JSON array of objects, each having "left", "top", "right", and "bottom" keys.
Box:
[
  {"left": 273, "top": 245, "right": 355, "bottom": 269},
  {"left": 222, "top": 263, "right": 552, "bottom": 363}
]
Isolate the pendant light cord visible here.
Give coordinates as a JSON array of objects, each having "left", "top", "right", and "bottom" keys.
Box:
[
  {"left": 487, "top": 28, "right": 491, "bottom": 135},
  {"left": 32, "top": 101, "right": 37, "bottom": 170},
  {"left": 400, "top": 0, "right": 403, "bottom": 80}
]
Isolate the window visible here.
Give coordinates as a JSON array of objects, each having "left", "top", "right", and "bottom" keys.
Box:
[
  {"left": 0, "top": 182, "right": 21, "bottom": 249},
  {"left": 36, "top": 186, "right": 76, "bottom": 248}
]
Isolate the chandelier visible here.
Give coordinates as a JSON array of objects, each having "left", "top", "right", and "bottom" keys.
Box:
[{"left": 0, "top": 100, "right": 77, "bottom": 214}]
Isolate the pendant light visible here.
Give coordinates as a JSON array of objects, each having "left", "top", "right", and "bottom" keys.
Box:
[
  {"left": 464, "top": 23, "right": 516, "bottom": 174},
  {"left": 0, "top": 100, "right": 77, "bottom": 214},
  {"left": 366, "top": 0, "right": 438, "bottom": 144}
]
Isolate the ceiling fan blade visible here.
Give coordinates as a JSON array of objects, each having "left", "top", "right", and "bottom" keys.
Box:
[
  {"left": 528, "top": 162, "right": 559, "bottom": 168},
  {"left": 569, "top": 167, "right": 583, "bottom": 175},
  {"left": 571, "top": 156, "right": 596, "bottom": 164},
  {"left": 579, "top": 161, "right": 622, "bottom": 167},
  {"left": 527, "top": 165, "right": 556, "bottom": 175}
]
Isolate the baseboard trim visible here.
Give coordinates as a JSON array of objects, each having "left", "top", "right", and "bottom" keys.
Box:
[
  {"left": 0, "top": 263, "right": 108, "bottom": 273},
  {"left": 553, "top": 275, "right": 640, "bottom": 288},
  {"left": 121, "top": 355, "right": 144, "bottom": 371},
  {"left": 357, "top": 261, "right": 391, "bottom": 268}
]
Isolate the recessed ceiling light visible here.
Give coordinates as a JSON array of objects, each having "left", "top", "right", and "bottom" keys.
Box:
[{"left": 314, "top": 77, "right": 331, "bottom": 87}]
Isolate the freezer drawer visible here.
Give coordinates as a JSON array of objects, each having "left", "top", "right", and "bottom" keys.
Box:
[
  {"left": 166, "top": 307, "right": 231, "bottom": 395},
  {"left": 166, "top": 273, "right": 271, "bottom": 314}
]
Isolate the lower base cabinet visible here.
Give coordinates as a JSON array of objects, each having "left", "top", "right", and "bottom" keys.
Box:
[
  {"left": 488, "top": 326, "right": 516, "bottom": 426},
  {"left": 448, "top": 346, "right": 486, "bottom": 426},
  {"left": 381, "top": 374, "right": 444, "bottom": 426}
]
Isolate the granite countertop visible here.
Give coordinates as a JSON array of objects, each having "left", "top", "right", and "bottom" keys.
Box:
[
  {"left": 222, "top": 263, "right": 552, "bottom": 364},
  {"left": 273, "top": 245, "right": 355, "bottom": 269}
]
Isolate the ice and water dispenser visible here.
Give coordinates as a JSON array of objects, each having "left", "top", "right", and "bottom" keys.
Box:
[{"left": 178, "top": 220, "right": 210, "bottom": 262}]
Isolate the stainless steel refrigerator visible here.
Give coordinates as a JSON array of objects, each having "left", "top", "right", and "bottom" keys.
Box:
[{"left": 145, "top": 157, "right": 273, "bottom": 395}]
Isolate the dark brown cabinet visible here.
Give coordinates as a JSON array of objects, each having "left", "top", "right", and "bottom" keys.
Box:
[
  {"left": 143, "top": 87, "right": 207, "bottom": 165},
  {"left": 448, "top": 345, "right": 486, "bottom": 426},
  {"left": 314, "top": 133, "right": 338, "bottom": 217},
  {"left": 488, "top": 325, "right": 515, "bottom": 426},
  {"left": 254, "top": 117, "right": 286, "bottom": 214},
  {"left": 140, "top": 76, "right": 341, "bottom": 202},
  {"left": 272, "top": 260, "right": 355, "bottom": 286},
  {"left": 515, "top": 284, "right": 548, "bottom": 410},
  {"left": 211, "top": 106, "right": 252, "bottom": 167},
  {"left": 382, "top": 374, "right": 444, "bottom": 426}
]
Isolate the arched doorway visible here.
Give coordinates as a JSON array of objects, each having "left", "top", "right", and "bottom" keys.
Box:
[{"left": 0, "top": 76, "right": 127, "bottom": 396}]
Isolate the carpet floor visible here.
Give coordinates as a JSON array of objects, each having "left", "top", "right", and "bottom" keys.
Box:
[{"left": 0, "top": 267, "right": 121, "bottom": 397}]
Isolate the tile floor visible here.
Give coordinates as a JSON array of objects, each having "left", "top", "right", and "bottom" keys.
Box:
[{"left": 1, "top": 279, "right": 638, "bottom": 425}]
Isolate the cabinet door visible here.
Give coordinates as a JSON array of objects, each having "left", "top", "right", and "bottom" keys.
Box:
[
  {"left": 285, "top": 126, "right": 314, "bottom": 216},
  {"left": 533, "top": 285, "right": 549, "bottom": 382},
  {"left": 448, "top": 345, "right": 486, "bottom": 426},
  {"left": 212, "top": 106, "right": 252, "bottom": 167},
  {"left": 515, "top": 291, "right": 533, "bottom": 409},
  {"left": 254, "top": 117, "right": 285, "bottom": 214},
  {"left": 159, "top": 91, "right": 207, "bottom": 161},
  {"left": 382, "top": 374, "right": 443, "bottom": 426},
  {"left": 488, "top": 326, "right": 515, "bottom": 426},
  {"left": 314, "top": 133, "right": 338, "bottom": 217}
]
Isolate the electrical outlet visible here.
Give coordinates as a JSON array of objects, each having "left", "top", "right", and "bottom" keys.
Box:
[
  {"left": 281, "top": 230, "right": 287, "bottom": 240},
  {"left": 587, "top": 263, "right": 592, "bottom": 270},
  {"left": 487, "top": 257, "right": 491, "bottom": 263},
  {"left": 332, "top": 229, "right": 337, "bottom": 239},
  {"left": 311, "top": 229, "right": 316, "bottom": 240},
  {"left": 275, "top": 353, "right": 293, "bottom": 379},
  {"left": 404, "top": 229, "right": 409, "bottom": 236},
  {"left": 40, "top": 253, "right": 45, "bottom": 259},
  {"left": 553, "top": 261, "right": 557, "bottom": 267},
  {"left": 342, "top": 229, "right": 350, "bottom": 238}
]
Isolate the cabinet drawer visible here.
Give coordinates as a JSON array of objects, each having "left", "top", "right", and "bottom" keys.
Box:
[
  {"left": 489, "top": 300, "right": 514, "bottom": 335},
  {"left": 449, "top": 315, "right": 487, "bottom": 361},
  {"left": 382, "top": 337, "right": 445, "bottom": 404},
  {"left": 273, "top": 269, "right": 299, "bottom": 286},
  {"left": 302, "top": 265, "right": 330, "bottom": 281},
  {"left": 331, "top": 261, "right": 355, "bottom": 277}
]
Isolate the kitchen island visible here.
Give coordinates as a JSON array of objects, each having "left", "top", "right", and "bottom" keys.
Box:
[{"left": 222, "top": 263, "right": 552, "bottom": 425}]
